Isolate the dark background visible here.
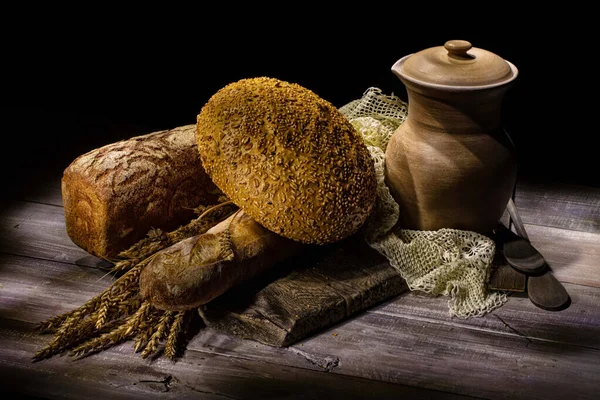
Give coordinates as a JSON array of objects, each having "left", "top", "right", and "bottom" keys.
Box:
[{"left": 2, "top": 10, "right": 596, "bottom": 200}]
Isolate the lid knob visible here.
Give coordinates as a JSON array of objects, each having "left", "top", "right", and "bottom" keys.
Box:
[{"left": 444, "top": 40, "right": 472, "bottom": 58}]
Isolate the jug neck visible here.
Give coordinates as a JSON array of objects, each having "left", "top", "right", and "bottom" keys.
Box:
[{"left": 403, "top": 81, "right": 511, "bottom": 134}]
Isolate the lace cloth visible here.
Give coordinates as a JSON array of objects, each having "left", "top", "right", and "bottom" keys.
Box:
[{"left": 340, "top": 88, "right": 507, "bottom": 318}]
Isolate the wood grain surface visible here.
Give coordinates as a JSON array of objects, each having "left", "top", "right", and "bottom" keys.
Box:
[
  {"left": 200, "top": 235, "right": 407, "bottom": 346},
  {"left": 1, "top": 174, "right": 599, "bottom": 399},
  {"left": 488, "top": 263, "right": 526, "bottom": 292}
]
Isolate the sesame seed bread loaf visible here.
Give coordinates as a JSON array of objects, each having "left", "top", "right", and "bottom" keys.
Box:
[
  {"left": 196, "top": 77, "right": 377, "bottom": 244},
  {"left": 62, "top": 124, "right": 220, "bottom": 259}
]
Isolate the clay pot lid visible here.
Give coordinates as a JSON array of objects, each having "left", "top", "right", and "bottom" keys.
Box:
[{"left": 395, "top": 40, "right": 518, "bottom": 89}]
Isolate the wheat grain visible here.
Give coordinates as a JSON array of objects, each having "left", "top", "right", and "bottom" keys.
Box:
[
  {"left": 164, "top": 311, "right": 188, "bottom": 360},
  {"left": 141, "top": 311, "right": 174, "bottom": 359},
  {"left": 112, "top": 199, "right": 236, "bottom": 274},
  {"left": 70, "top": 301, "right": 152, "bottom": 357}
]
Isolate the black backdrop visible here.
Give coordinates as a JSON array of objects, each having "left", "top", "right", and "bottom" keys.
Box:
[{"left": 2, "top": 11, "right": 596, "bottom": 198}]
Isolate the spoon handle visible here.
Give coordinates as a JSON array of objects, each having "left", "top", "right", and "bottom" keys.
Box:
[{"left": 506, "top": 197, "right": 529, "bottom": 240}]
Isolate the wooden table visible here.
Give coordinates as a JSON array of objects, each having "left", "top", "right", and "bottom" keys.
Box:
[{"left": 1, "top": 172, "right": 599, "bottom": 399}]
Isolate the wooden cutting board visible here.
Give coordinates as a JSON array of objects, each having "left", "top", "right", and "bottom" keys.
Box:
[{"left": 199, "top": 234, "right": 407, "bottom": 347}]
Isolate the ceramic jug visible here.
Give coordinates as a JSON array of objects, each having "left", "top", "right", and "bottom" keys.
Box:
[{"left": 385, "top": 40, "right": 519, "bottom": 233}]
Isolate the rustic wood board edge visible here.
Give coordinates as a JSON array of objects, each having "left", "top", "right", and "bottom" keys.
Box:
[{"left": 200, "top": 236, "right": 408, "bottom": 347}]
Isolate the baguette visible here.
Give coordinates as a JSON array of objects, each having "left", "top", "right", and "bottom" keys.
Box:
[
  {"left": 62, "top": 124, "right": 220, "bottom": 259},
  {"left": 139, "top": 210, "right": 304, "bottom": 311}
]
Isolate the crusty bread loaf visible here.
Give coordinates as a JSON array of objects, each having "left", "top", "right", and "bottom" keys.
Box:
[
  {"left": 196, "top": 77, "right": 377, "bottom": 245},
  {"left": 139, "top": 210, "right": 304, "bottom": 311},
  {"left": 62, "top": 124, "right": 220, "bottom": 259}
]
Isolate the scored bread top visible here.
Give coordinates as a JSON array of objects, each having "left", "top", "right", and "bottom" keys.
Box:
[
  {"left": 196, "top": 77, "right": 377, "bottom": 244},
  {"left": 62, "top": 125, "right": 220, "bottom": 258}
]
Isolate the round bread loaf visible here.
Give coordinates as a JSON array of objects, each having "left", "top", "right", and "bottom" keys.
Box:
[{"left": 196, "top": 77, "right": 376, "bottom": 244}]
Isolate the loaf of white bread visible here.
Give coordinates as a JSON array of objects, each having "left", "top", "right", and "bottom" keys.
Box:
[{"left": 62, "top": 124, "right": 220, "bottom": 259}]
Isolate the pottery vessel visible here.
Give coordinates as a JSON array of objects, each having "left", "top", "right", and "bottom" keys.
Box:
[{"left": 385, "top": 40, "right": 519, "bottom": 233}]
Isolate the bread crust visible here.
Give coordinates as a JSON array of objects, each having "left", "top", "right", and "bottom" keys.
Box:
[
  {"left": 62, "top": 125, "right": 220, "bottom": 259},
  {"left": 139, "top": 210, "right": 303, "bottom": 311},
  {"left": 196, "top": 77, "right": 377, "bottom": 244}
]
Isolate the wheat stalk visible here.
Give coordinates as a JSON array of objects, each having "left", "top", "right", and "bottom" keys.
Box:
[
  {"left": 132, "top": 306, "right": 164, "bottom": 351},
  {"left": 95, "top": 290, "right": 135, "bottom": 330},
  {"left": 37, "top": 295, "right": 102, "bottom": 333},
  {"left": 164, "top": 311, "right": 188, "bottom": 360},
  {"left": 36, "top": 199, "right": 235, "bottom": 361},
  {"left": 38, "top": 260, "right": 144, "bottom": 334},
  {"left": 141, "top": 311, "right": 174, "bottom": 359},
  {"left": 169, "top": 201, "right": 236, "bottom": 243},
  {"left": 70, "top": 301, "right": 153, "bottom": 358},
  {"left": 112, "top": 231, "right": 170, "bottom": 273},
  {"left": 95, "top": 301, "right": 110, "bottom": 330},
  {"left": 117, "top": 228, "right": 168, "bottom": 259},
  {"left": 34, "top": 293, "right": 143, "bottom": 361},
  {"left": 134, "top": 324, "right": 155, "bottom": 353},
  {"left": 111, "top": 200, "right": 236, "bottom": 274},
  {"left": 34, "top": 307, "right": 103, "bottom": 360}
]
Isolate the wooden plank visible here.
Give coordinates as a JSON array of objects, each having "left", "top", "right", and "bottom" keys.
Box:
[
  {"left": 3, "top": 200, "right": 598, "bottom": 290},
  {"left": 524, "top": 223, "right": 600, "bottom": 287},
  {"left": 190, "top": 281, "right": 600, "bottom": 392},
  {"left": 0, "top": 200, "right": 97, "bottom": 266},
  {"left": 4, "top": 252, "right": 600, "bottom": 399},
  {"left": 371, "top": 283, "right": 600, "bottom": 350},
  {"left": 488, "top": 264, "right": 526, "bottom": 292},
  {"left": 0, "top": 253, "right": 110, "bottom": 324},
  {"left": 4, "top": 143, "right": 599, "bottom": 399},
  {"left": 0, "top": 197, "right": 409, "bottom": 348},
  {"left": 515, "top": 178, "right": 600, "bottom": 234},
  {"left": 0, "top": 254, "right": 465, "bottom": 400},
  {"left": 2, "top": 319, "right": 445, "bottom": 400},
  {"left": 0, "top": 252, "right": 353, "bottom": 373},
  {"left": 487, "top": 240, "right": 527, "bottom": 292},
  {"left": 292, "top": 310, "right": 600, "bottom": 400},
  {"left": 200, "top": 235, "right": 407, "bottom": 346}
]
